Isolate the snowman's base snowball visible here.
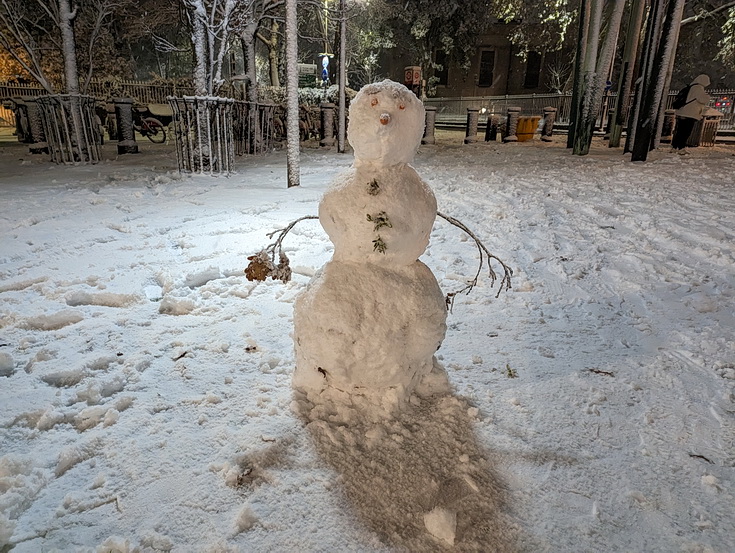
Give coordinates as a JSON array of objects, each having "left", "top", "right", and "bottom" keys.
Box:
[
  {"left": 292, "top": 259, "right": 447, "bottom": 419},
  {"left": 292, "top": 357, "right": 451, "bottom": 423}
]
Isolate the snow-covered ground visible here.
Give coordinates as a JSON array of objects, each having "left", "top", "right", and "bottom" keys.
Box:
[{"left": 0, "top": 132, "right": 733, "bottom": 552}]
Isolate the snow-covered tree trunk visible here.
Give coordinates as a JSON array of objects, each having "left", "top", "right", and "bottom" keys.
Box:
[
  {"left": 626, "top": 0, "right": 666, "bottom": 153},
  {"left": 581, "top": 0, "right": 625, "bottom": 151},
  {"left": 240, "top": 26, "right": 259, "bottom": 103},
  {"left": 631, "top": 0, "right": 685, "bottom": 161},
  {"left": 212, "top": 2, "right": 235, "bottom": 94},
  {"left": 189, "top": 0, "right": 209, "bottom": 95},
  {"left": 184, "top": 0, "right": 236, "bottom": 96},
  {"left": 567, "top": 0, "right": 590, "bottom": 149},
  {"left": 337, "top": 0, "right": 346, "bottom": 153},
  {"left": 572, "top": 0, "right": 604, "bottom": 155},
  {"left": 652, "top": 0, "right": 685, "bottom": 149},
  {"left": 58, "top": 0, "right": 80, "bottom": 95},
  {"left": 609, "top": 0, "right": 645, "bottom": 148},
  {"left": 285, "top": 0, "right": 299, "bottom": 188}
]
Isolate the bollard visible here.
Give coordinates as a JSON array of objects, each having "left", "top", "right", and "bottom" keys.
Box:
[
  {"left": 320, "top": 102, "right": 336, "bottom": 147},
  {"left": 23, "top": 96, "right": 48, "bottom": 154},
  {"left": 503, "top": 107, "right": 522, "bottom": 142},
  {"left": 541, "top": 106, "right": 557, "bottom": 142},
  {"left": 603, "top": 108, "right": 615, "bottom": 140},
  {"left": 464, "top": 107, "right": 480, "bottom": 144},
  {"left": 11, "top": 97, "right": 30, "bottom": 143},
  {"left": 661, "top": 109, "right": 676, "bottom": 144},
  {"left": 485, "top": 115, "right": 499, "bottom": 141},
  {"left": 422, "top": 105, "right": 437, "bottom": 144},
  {"left": 114, "top": 98, "right": 138, "bottom": 154}
]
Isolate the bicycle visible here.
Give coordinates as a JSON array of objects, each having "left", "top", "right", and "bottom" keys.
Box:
[{"left": 133, "top": 107, "right": 166, "bottom": 143}]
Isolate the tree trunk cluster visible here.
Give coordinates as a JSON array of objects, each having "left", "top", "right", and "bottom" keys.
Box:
[{"left": 568, "top": 0, "right": 688, "bottom": 160}]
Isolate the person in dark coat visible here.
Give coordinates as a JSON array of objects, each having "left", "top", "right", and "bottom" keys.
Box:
[{"left": 672, "top": 74, "right": 711, "bottom": 150}]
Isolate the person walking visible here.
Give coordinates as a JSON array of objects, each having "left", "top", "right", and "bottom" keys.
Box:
[{"left": 671, "top": 74, "right": 711, "bottom": 150}]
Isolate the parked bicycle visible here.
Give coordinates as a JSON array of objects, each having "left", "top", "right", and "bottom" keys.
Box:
[{"left": 133, "top": 107, "right": 166, "bottom": 143}]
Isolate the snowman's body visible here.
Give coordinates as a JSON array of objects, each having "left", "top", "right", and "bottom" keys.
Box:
[{"left": 293, "top": 80, "right": 447, "bottom": 413}]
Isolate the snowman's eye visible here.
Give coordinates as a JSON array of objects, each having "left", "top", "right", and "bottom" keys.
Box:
[
  {"left": 371, "top": 98, "right": 378, "bottom": 106},
  {"left": 399, "top": 104, "right": 405, "bottom": 110}
]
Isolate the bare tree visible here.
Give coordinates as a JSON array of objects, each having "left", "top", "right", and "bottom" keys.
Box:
[
  {"left": 0, "top": 0, "right": 122, "bottom": 93},
  {"left": 181, "top": 0, "right": 237, "bottom": 96},
  {"left": 0, "top": 0, "right": 56, "bottom": 92},
  {"left": 79, "top": 0, "right": 122, "bottom": 92},
  {"left": 236, "top": 0, "right": 282, "bottom": 103}
]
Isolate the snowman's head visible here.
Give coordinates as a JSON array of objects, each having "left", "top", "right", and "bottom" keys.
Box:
[{"left": 347, "top": 80, "right": 425, "bottom": 165}]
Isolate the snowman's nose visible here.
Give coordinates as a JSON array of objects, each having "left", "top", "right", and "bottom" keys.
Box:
[{"left": 379, "top": 113, "right": 391, "bottom": 125}]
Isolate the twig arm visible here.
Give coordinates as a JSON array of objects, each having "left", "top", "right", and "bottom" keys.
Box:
[
  {"left": 436, "top": 211, "right": 513, "bottom": 307},
  {"left": 264, "top": 215, "right": 319, "bottom": 261}
]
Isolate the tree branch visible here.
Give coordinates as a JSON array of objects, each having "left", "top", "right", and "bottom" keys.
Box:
[
  {"left": 264, "top": 215, "right": 319, "bottom": 261},
  {"left": 246, "top": 212, "right": 513, "bottom": 311},
  {"left": 681, "top": 1, "right": 735, "bottom": 25},
  {"left": 436, "top": 211, "right": 513, "bottom": 308}
]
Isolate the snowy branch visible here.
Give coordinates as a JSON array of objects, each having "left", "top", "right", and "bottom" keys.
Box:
[
  {"left": 436, "top": 211, "right": 513, "bottom": 309},
  {"left": 680, "top": 1, "right": 735, "bottom": 25},
  {"left": 245, "top": 212, "right": 513, "bottom": 310},
  {"left": 244, "top": 216, "right": 319, "bottom": 283},
  {"left": 0, "top": 0, "right": 56, "bottom": 92},
  {"left": 264, "top": 215, "right": 319, "bottom": 262},
  {"left": 83, "top": 0, "right": 121, "bottom": 93}
]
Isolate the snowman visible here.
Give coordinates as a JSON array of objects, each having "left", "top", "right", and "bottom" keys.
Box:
[{"left": 292, "top": 80, "right": 448, "bottom": 416}]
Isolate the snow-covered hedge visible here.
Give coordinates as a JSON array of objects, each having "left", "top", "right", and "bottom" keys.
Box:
[{"left": 259, "top": 85, "right": 357, "bottom": 106}]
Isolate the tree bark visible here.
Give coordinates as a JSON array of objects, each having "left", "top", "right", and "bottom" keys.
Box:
[
  {"left": 652, "top": 0, "right": 685, "bottom": 149},
  {"left": 337, "top": 0, "right": 346, "bottom": 153},
  {"left": 58, "top": 0, "right": 80, "bottom": 95},
  {"left": 285, "top": 0, "right": 300, "bottom": 187},
  {"left": 567, "top": 0, "right": 590, "bottom": 148},
  {"left": 583, "top": 0, "right": 625, "bottom": 147},
  {"left": 609, "top": 0, "right": 645, "bottom": 148},
  {"left": 572, "top": 0, "right": 603, "bottom": 155},
  {"left": 189, "top": 0, "right": 209, "bottom": 95},
  {"left": 240, "top": 29, "right": 259, "bottom": 103},
  {"left": 631, "top": 0, "right": 686, "bottom": 161},
  {"left": 626, "top": 0, "right": 665, "bottom": 154}
]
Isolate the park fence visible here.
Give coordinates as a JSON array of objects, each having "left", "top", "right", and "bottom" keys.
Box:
[
  {"left": 423, "top": 89, "right": 735, "bottom": 131},
  {"left": 233, "top": 101, "right": 278, "bottom": 155},
  {"left": 36, "top": 94, "right": 101, "bottom": 164},
  {"left": 166, "top": 97, "right": 278, "bottom": 174},
  {"left": 0, "top": 80, "right": 252, "bottom": 127},
  {"left": 168, "top": 96, "right": 235, "bottom": 175}
]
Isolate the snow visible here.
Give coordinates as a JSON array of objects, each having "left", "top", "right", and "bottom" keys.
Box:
[{"left": 1, "top": 130, "right": 734, "bottom": 551}]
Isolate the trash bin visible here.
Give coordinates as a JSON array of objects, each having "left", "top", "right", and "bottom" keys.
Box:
[
  {"left": 687, "top": 108, "right": 723, "bottom": 147},
  {"left": 517, "top": 116, "right": 541, "bottom": 142}
]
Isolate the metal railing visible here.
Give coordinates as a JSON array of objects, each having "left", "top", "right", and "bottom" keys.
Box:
[
  {"left": 168, "top": 96, "right": 235, "bottom": 175},
  {"left": 36, "top": 94, "right": 101, "bottom": 164},
  {"left": 232, "top": 101, "right": 277, "bottom": 155},
  {"left": 423, "top": 89, "right": 735, "bottom": 131},
  {"left": 0, "top": 80, "right": 252, "bottom": 127}
]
